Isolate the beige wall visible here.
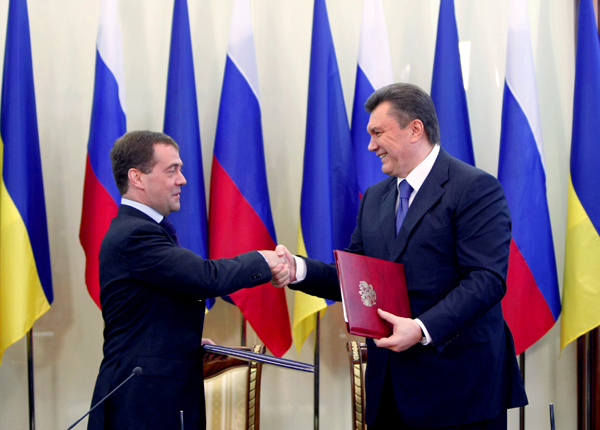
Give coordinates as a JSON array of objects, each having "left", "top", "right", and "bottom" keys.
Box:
[{"left": 0, "top": 1, "right": 577, "bottom": 429}]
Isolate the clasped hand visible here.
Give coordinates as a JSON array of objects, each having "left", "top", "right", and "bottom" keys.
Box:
[{"left": 261, "top": 245, "right": 296, "bottom": 287}]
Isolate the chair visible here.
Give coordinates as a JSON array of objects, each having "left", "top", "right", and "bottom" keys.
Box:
[
  {"left": 203, "top": 344, "right": 265, "bottom": 430},
  {"left": 346, "top": 341, "right": 368, "bottom": 430}
]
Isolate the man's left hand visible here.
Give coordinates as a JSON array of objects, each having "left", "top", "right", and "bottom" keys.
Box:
[{"left": 374, "top": 309, "right": 422, "bottom": 352}]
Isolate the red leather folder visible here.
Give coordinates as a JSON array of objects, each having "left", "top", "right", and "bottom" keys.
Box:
[{"left": 334, "top": 250, "right": 411, "bottom": 339}]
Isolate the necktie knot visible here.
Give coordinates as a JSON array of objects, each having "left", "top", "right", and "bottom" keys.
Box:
[
  {"left": 160, "top": 217, "right": 181, "bottom": 247},
  {"left": 399, "top": 179, "right": 412, "bottom": 199}
]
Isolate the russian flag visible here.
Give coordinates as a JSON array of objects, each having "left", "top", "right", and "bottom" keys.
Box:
[
  {"left": 79, "top": 0, "right": 126, "bottom": 308},
  {"left": 163, "top": 0, "right": 210, "bottom": 308},
  {"left": 293, "top": 0, "right": 359, "bottom": 353},
  {"left": 498, "top": 0, "right": 560, "bottom": 355},
  {"left": 0, "top": 0, "right": 53, "bottom": 365},
  {"left": 561, "top": 0, "right": 600, "bottom": 350},
  {"left": 431, "top": 0, "right": 474, "bottom": 165},
  {"left": 351, "top": 0, "right": 393, "bottom": 197},
  {"left": 209, "top": 0, "right": 291, "bottom": 357}
]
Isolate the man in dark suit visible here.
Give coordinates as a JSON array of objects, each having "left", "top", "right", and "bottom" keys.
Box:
[
  {"left": 275, "top": 83, "right": 527, "bottom": 429},
  {"left": 88, "top": 130, "right": 290, "bottom": 430}
]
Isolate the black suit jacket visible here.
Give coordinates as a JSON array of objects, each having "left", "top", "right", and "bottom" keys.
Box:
[
  {"left": 292, "top": 148, "right": 527, "bottom": 427},
  {"left": 88, "top": 205, "right": 271, "bottom": 430}
]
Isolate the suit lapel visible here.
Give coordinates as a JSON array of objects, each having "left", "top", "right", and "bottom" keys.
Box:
[{"left": 390, "top": 147, "right": 451, "bottom": 261}]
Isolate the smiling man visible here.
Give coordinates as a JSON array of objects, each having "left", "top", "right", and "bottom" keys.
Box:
[
  {"left": 277, "top": 83, "right": 527, "bottom": 429},
  {"left": 88, "top": 130, "right": 289, "bottom": 430}
]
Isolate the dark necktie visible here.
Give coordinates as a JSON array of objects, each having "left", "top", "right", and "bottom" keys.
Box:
[
  {"left": 396, "top": 180, "right": 413, "bottom": 236},
  {"left": 160, "top": 216, "right": 181, "bottom": 247}
]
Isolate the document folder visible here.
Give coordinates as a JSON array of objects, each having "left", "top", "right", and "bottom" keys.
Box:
[
  {"left": 203, "top": 344, "right": 315, "bottom": 373},
  {"left": 334, "top": 250, "right": 411, "bottom": 339}
]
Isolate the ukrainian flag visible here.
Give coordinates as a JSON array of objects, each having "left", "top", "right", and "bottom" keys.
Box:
[
  {"left": 0, "top": 0, "right": 53, "bottom": 366},
  {"left": 431, "top": 0, "right": 474, "bottom": 166},
  {"left": 294, "top": 0, "right": 359, "bottom": 353},
  {"left": 561, "top": 0, "right": 600, "bottom": 350}
]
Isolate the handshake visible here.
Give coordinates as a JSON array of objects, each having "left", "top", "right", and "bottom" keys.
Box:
[{"left": 261, "top": 245, "right": 296, "bottom": 288}]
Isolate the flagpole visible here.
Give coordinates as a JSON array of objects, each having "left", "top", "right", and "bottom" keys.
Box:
[
  {"left": 314, "top": 315, "right": 320, "bottom": 430},
  {"left": 577, "top": 328, "right": 600, "bottom": 430},
  {"left": 592, "top": 328, "right": 600, "bottom": 429},
  {"left": 519, "top": 352, "right": 524, "bottom": 430},
  {"left": 577, "top": 334, "right": 588, "bottom": 429},
  {"left": 27, "top": 329, "right": 35, "bottom": 430},
  {"left": 241, "top": 315, "right": 247, "bottom": 346}
]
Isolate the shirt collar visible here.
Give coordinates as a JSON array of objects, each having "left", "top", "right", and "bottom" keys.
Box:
[
  {"left": 396, "top": 144, "right": 440, "bottom": 198},
  {"left": 121, "top": 198, "right": 164, "bottom": 223}
]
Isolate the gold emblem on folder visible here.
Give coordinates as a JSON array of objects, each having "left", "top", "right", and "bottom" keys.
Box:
[{"left": 359, "top": 281, "right": 377, "bottom": 307}]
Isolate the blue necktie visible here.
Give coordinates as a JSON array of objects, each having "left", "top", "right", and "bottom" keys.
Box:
[
  {"left": 160, "top": 216, "right": 181, "bottom": 247},
  {"left": 396, "top": 180, "right": 413, "bottom": 236}
]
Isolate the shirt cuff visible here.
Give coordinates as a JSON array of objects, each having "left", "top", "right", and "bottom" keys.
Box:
[
  {"left": 415, "top": 318, "right": 433, "bottom": 345},
  {"left": 291, "top": 256, "right": 307, "bottom": 283}
]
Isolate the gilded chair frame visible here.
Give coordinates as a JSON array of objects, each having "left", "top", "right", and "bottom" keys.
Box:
[
  {"left": 203, "top": 344, "right": 265, "bottom": 430},
  {"left": 346, "top": 341, "right": 368, "bottom": 430}
]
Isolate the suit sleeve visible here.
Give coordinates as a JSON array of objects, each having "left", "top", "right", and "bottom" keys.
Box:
[{"left": 115, "top": 222, "right": 272, "bottom": 300}]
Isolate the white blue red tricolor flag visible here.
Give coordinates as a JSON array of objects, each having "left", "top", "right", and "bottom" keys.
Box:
[
  {"left": 498, "top": 0, "right": 560, "bottom": 355},
  {"left": 209, "top": 0, "right": 291, "bottom": 357},
  {"left": 351, "top": 0, "right": 393, "bottom": 197},
  {"left": 79, "top": 0, "right": 126, "bottom": 308}
]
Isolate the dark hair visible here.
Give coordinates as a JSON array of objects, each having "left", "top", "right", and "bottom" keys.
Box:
[
  {"left": 364, "top": 83, "right": 440, "bottom": 144},
  {"left": 110, "top": 130, "right": 179, "bottom": 195}
]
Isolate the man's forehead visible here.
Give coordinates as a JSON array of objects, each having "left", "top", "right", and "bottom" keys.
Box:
[
  {"left": 153, "top": 143, "right": 182, "bottom": 163},
  {"left": 367, "top": 103, "right": 392, "bottom": 130}
]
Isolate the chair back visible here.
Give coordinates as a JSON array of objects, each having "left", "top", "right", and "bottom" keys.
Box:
[
  {"left": 346, "top": 341, "right": 368, "bottom": 430},
  {"left": 204, "top": 344, "right": 265, "bottom": 430}
]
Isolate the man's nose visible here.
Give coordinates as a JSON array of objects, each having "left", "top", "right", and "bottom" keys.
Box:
[
  {"left": 367, "top": 137, "right": 378, "bottom": 152},
  {"left": 178, "top": 171, "right": 187, "bottom": 185}
]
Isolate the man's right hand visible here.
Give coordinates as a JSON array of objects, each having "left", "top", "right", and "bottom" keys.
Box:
[
  {"left": 271, "top": 245, "right": 296, "bottom": 287},
  {"left": 261, "top": 250, "right": 291, "bottom": 286}
]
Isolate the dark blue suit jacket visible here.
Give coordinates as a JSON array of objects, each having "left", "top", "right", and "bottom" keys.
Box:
[
  {"left": 88, "top": 205, "right": 271, "bottom": 430},
  {"left": 293, "top": 148, "right": 527, "bottom": 427}
]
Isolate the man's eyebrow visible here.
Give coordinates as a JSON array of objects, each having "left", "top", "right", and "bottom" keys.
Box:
[{"left": 166, "top": 161, "right": 183, "bottom": 169}]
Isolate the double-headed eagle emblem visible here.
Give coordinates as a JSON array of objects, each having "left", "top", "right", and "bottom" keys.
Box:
[{"left": 359, "top": 280, "right": 377, "bottom": 307}]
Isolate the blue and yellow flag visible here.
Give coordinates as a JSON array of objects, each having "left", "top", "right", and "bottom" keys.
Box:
[
  {"left": 0, "top": 0, "right": 53, "bottom": 366},
  {"left": 293, "top": 0, "right": 359, "bottom": 353},
  {"left": 561, "top": 0, "right": 600, "bottom": 350},
  {"left": 163, "top": 0, "right": 210, "bottom": 308},
  {"left": 431, "top": 0, "right": 474, "bottom": 165}
]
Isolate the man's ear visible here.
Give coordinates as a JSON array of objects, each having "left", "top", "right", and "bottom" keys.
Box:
[
  {"left": 410, "top": 119, "right": 425, "bottom": 142},
  {"left": 128, "top": 168, "right": 145, "bottom": 190}
]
